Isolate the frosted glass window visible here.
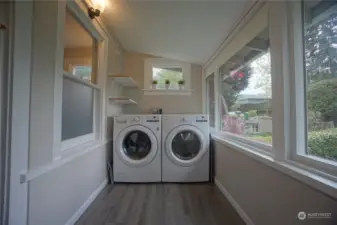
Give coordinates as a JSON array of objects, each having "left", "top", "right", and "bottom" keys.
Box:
[{"left": 62, "top": 77, "right": 94, "bottom": 141}]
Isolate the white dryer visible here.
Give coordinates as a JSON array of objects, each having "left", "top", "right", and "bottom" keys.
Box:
[
  {"left": 113, "top": 115, "right": 161, "bottom": 182},
  {"left": 162, "top": 114, "right": 210, "bottom": 182}
]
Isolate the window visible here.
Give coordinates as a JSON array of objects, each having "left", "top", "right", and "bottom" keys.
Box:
[
  {"left": 60, "top": 8, "right": 100, "bottom": 150},
  {"left": 144, "top": 58, "right": 191, "bottom": 95},
  {"left": 152, "top": 67, "right": 183, "bottom": 89},
  {"left": 302, "top": 1, "right": 337, "bottom": 162},
  {"left": 63, "top": 10, "right": 97, "bottom": 84},
  {"left": 219, "top": 28, "right": 272, "bottom": 147},
  {"left": 206, "top": 74, "right": 215, "bottom": 128}
]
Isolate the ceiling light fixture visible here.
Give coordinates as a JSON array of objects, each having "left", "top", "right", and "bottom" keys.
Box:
[{"left": 88, "top": 0, "right": 106, "bottom": 19}]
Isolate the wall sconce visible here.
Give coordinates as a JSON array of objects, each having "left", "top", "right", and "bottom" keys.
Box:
[{"left": 88, "top": 0, "right": 106, "bottom": 19}]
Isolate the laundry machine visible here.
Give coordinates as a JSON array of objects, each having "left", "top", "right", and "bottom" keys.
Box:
[
  {"left": 113, "top": 115, "right": 161, "bottom": 182},
  {"left": 162, "top": 114, "right": 210, "bottom": 182}
]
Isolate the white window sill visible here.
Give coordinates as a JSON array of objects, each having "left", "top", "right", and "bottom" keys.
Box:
[
  {"left": 211, "top": 133, "right": 337, "bottom": 200},
  {"left": 61, "top": 133, "right": 95, "bottom": 152},
  {"left": 143, "top": 89, "right": 193, "bottom": 96}
]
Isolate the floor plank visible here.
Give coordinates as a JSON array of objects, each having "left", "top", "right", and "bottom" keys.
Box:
[{"left": 75, "top": 183, "right": 245, "bottom": 225}]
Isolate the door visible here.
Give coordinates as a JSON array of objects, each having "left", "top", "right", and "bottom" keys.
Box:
[
  {"left": 0, "top": 2, "right": 10, "bottom": 224},
  {"left": 165, "top": 125, "right": 208, "bottom": 166},
  {"left": 115, "top": 125, "right": 159, "bottom": 167}
]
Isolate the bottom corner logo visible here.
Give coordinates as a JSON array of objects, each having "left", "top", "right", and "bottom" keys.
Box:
[{"left": 298, "top": 212, "right": 307, "bottom": 220}]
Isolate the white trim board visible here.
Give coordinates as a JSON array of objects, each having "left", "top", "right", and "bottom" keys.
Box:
[
  {"left": 214, "top": 179, "right": 255, "bottom": 225},
  {"left": 65, "top": 179, "right": 108, "bottom": 225},
  {"left": 24, "top": 139, "right": 112, "bottom": 183}
]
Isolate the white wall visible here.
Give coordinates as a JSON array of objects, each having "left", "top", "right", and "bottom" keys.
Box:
[
  {"left": 26, "top": 2, "right": 122, "bottom": 225},
  {"left": 122, "top": 52, "right": 203, "bottom": 114},
  {"left": 214, "top": 141, "right": 337, "bottom": 225},
  {"left": 106, "top": 37, "right": 124, "bottom": 117}
]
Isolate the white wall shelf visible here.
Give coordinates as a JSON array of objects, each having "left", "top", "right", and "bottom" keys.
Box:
[
  {"left": 142, "top": 89, "right": 193, "bottom": 96},
  {"left": 108, "top": 74, "right": 138, "bottom": 88},
  {"left": 108, "top": 97, "right": 137, "bottom": 105}
]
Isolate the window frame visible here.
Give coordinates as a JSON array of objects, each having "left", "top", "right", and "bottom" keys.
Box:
[
  {"left": 216, "top": 41, "right": 273, "bottom": 153},
  {"left": 205, "top": 73, "right": 216, "bottom": 130},
  {"left": 60, "top": 72, "right": 100, "bottom": 151},
  {"left": 288, "top": 0, "right": 337, "bottom": 179},
  {"left": 203, "top": 0, "right": 337, "bottom": 198},
  {"left": 52, "top": 2, "right": 107, "bottom": 160},
  {"left": 143, "top": 58, "right": 192, "bottom": 95}
]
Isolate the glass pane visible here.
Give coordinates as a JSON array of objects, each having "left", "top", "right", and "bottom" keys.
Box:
[
  {"left": 123, "top": 131, "right": 152, "bottom": 160},
  {"left": 171, "top": 131, "right": 201, "bottom": 160},
  {"left": 152, "top": 67, "right": 183, "bottom": 89},
  {"left": 206, "top": 74, "right": 215, "bottom": 127},
  {"left": 63, "top": 10, "right": 97, "bottom": 84},
  {"left": 62, "top": 77, "right": 94, "bottom": 141},
  {"left": 303, "top": 1, "right": 337, "bottom": 161},
  {"left": 219, "top": 28, "right": 272, "bottom": 146}
]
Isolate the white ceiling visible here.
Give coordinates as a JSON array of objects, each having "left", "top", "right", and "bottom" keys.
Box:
[{"left": 102, "top": 0, "right": 251, "bottom": 65}]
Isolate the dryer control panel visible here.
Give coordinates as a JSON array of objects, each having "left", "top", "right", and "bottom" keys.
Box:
[
  {"left": 196, "top": 115, "right": 208, "bottom": 123},
  {"left": 146, "top": 115, "right": 160, "bottom": 123}
]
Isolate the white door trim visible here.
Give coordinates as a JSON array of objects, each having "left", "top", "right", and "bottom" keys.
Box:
[{"left": 8, "top": 2, "right": 33, "bottom": 225}]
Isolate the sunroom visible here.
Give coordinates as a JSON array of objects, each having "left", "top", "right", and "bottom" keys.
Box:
[{"left": 1, "top": 0, "right": 337, "bottom": 225}]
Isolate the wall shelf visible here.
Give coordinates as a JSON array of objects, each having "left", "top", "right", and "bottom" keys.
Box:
[
  {"left": 142, "top": 89, "right": 193, "bottom": 96},
  {"left": 108, "top": 74, "right": 138, "bottom": 88},
  {"left": 108, "top": 97, "right": 137, "bottom": 105}
]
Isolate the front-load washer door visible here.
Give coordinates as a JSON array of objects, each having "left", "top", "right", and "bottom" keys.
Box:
[
  {"left": 165, "top": 125, "right": 208, "bottom": 167},
  {"left": 116, "top": 125, "right": 158, "bottom": 167}
]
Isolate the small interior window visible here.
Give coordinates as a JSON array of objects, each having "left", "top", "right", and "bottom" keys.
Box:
[{"left": 152, "top": 66, "right": 183, "bottom": 89}]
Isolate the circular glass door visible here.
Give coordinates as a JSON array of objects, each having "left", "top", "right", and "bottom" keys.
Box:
[
  {"left": 116, "top": 125, "right": 158, "bottom": 167},
  {"left": 123, "top": 130, "right": 152, "bottom": 160},
  {"left": 171, "top": 130, "right": 201, "bottom": 160},
  {"left": 165, "top": 125, "right": 208, "bottom": 167}
]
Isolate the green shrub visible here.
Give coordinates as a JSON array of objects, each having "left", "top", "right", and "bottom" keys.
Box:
[
  {"left": 308, "top": 129, "right": 337, "bottom": 161},
  {"left": 247, "top": 110, "right": 258, "bottom": 118},
  {"left": 307, "top": 78, "right": 337, "bottom": 125}
]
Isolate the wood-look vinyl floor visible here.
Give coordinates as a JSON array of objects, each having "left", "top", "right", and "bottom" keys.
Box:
[{"left": 75, "top": 183, "right": 245, "bottom": 225}]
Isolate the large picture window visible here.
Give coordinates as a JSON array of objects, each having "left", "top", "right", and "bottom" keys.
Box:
[
  {"left": 219, "top": 28, "right": 272, "bottom": 147},
  {"left": 302, "top": 1, "right": 337, "bottom": 162}
]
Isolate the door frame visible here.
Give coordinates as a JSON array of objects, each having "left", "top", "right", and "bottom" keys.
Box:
[
  {"left": 0, "top": 2, "right": 10, "bottom": 224},
  {"left": 7, "top": 2, "right": 33, "bottom": 225}
]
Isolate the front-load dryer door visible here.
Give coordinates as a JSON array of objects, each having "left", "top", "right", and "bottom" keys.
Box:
[
  {"left": 116, "top": 125, "right": 158, "bottom": 167},
  {"left": 165, "top": 125, "right": 207, "bottom": 167}
]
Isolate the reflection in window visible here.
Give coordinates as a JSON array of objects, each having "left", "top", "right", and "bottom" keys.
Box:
[
  {"left": 303, "top": 1, "right": 337, "bottom": 161},
  {"left": 63, "top": 10, "right": 97, "bottom": 84},
  {"left": 219, "top": 28, "right": 272, "bottom": 145},
  {"left": 152, "top": 67, "right": 183, "bottom": 89}
]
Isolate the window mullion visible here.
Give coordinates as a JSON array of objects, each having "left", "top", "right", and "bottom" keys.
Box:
[
  {"left": 214, "top": 68, "right": 220, "bottom": 132},
  {"left": 269, "top": 1, "right": 290, "bottom": 161}
]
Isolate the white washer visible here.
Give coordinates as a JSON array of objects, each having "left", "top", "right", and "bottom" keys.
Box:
[
  {"left": 113, "top": 115, "right": 161, "bottom": 182},
  {"left": 162, "top": 114, "right": 210, "bottom": 182}
]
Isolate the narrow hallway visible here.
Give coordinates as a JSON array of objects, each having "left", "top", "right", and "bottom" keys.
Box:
[{"left": 75, "top": 184, "right": 245, "bottom": 225}]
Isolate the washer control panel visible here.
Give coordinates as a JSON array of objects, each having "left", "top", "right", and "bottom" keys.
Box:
[{"left": 146, "top": 115, "right": 160, "bottom": 123}]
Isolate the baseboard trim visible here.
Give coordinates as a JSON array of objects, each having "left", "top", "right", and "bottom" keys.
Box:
[
  {"left": 65, "top": 179, "right": 108, "bottom": 225},
  {"left": 214, "top": 179, "right": 255, "bottom": 225}
]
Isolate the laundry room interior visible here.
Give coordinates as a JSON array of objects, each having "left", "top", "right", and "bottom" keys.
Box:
[{"left": 3, "top": 1, "right": 337, "bottom": 225}]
